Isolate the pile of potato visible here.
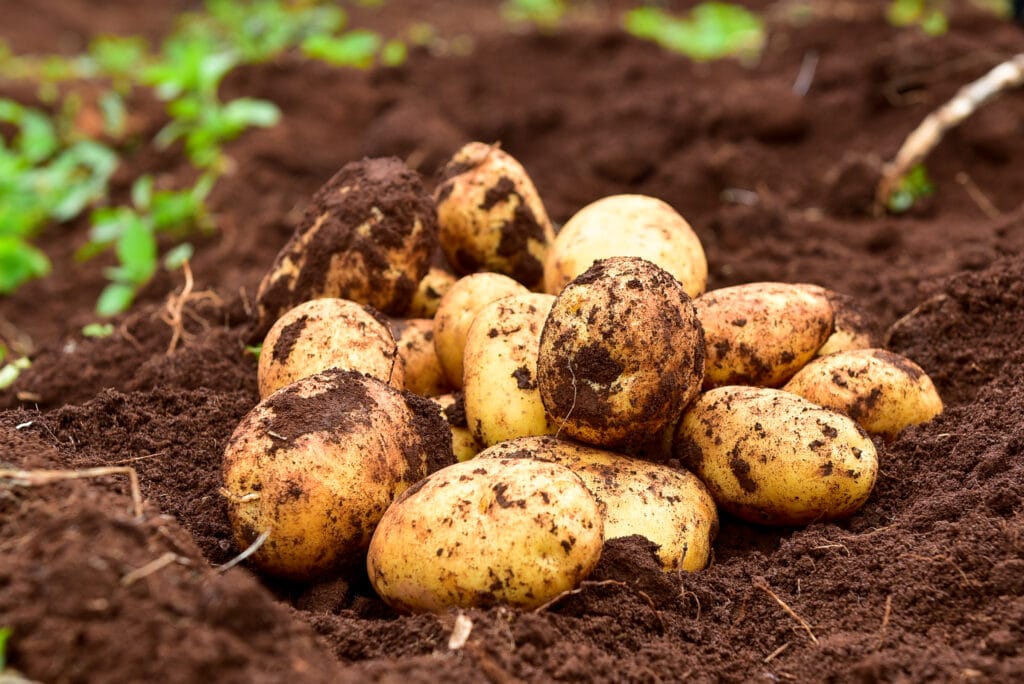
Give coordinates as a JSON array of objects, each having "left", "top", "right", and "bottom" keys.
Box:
[{"left": 222, "top": 144, "right": 943, "bottom": 612}]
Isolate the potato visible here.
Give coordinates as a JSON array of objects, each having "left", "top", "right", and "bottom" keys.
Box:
[
  {"left": 464, "top": 293, "right": 557, "bottom": 446},
  {"left": 406, "top": 265, "right": 457, "bottom": 319},
  {"left": 674, "top": 386, "right": 878, "bottom": 526},
  {"left": 431, "top": 393, "right": 482, "bottom": 462},
  {"left": 433, "top": 272, "right": 529, "bottom": 389},
  {"left": 537, "top": 257, "right": 705, "bottom": 454},
  {"left": 254, "top": 157, "right": 437, "bottom": 338},
  {"left": 817, "top": 290, "right": 877, "bottom": 357},
  {"left": 367, "top": 457, "right": 603, "bottom": 612},
  {"left": 258, "top": 298, "right": 402, "bottom": 399},
  {"left": 543, "top": 194, "right": 707, "bottom": 298},
  {"left": 695, "top": 282, "right": 834, "bottom": 389},
  {"left": 479, "top": 436, "right": 718, "bottom": 572},
  {"left": 783, "top": 348, "right": 943, "bottom": 438},
  {"left": 222, "top": 369, "right": 454, "bottom": 580},
  {"left": 435, "top": 142, "right": 555, "bottom": 289},
  {"left": 390, "top": 318, "right": 449, "bottom": 397}
]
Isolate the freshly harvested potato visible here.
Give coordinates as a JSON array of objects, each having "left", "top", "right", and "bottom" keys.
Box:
[
  {"left": 464, "top": 293, "right": 557, "bottom": 446},
  {"left": 543, "top": 194, "right": 708, "bottom": 298},
  {"left": 222, "top": 369, "right": 454, "bottom": 580},
  {"left": 479, "top": 436, "right": 718, "bottom": 572},
  {"left": 695, "top": 282, "right": 834, "bottom": 389},
  {"left": 817, "top": 290, "right": 877, "bottom": 357},
  {"left": 390, "top": 318, "right": 449, "bottom": 397},
  {"left": 783, "top": 348, "right": 943, "bottom": 438},
  {"left": 435, "top": 142, "right": 555, "bottom": 289},
  {"left": 367, "top": 457, "right": 603, "bottom": 612},
  {"left": 674, "top": 386, "right": 878, "bottom": 526},
  {"left": 431, "top": 393, "right": 482, "bottom": 462},
  {"left": 537, "top": 257, "right": 705, "bottom": 454},
  {"left": 406, "top": 265, "right": 457, "bottom": 319},
  {"left": 433, "top": 272, "right": 529, "bottom": 389},
  {"left": 253, "top": 157, "right": 438, "bottom": 338},
  {"left": 258, "top": 298, "right": 402, "bottom": 399}
]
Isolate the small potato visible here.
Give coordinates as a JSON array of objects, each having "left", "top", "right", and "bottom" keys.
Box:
[
  {"left": 695, "top": 282, "right": 834, "bottom": 389},
  {"left": 431, "top": 393, "right": 482, "bottom": 462},
  {"left": 537, "top": 257, "right": 705, "bottom": 454},
  {"left": 258, "top": 298, "right": 402, "bottom": 399},
  {"left": 783, "top": 348, "right": 943, "bottom": 438},
  {"left": 435, "top": 142, "right": 555, "bottom": 289},
  {"left": 367, "top": 457, "right": 603, "bottom": 612},
  {"left": 390, "top": 318, "right": 449, "bottom": 397},
  {"left": 543, "top": 194, "right": 708, "bottom": 298},
  {"left": 479, "top": 436, "right": 718, "bottom": 572},
  {"left": 222, "top": 369, "right": 454, "bottom": 580},
  {"left": 816, "top": 290, "right": 878, "bottom": 357},
  {"left": 675, "top": 386, "right": 877, "bottom": 526},
  {"left": 406, "top": 265, "right": 457, "bottom": 319},
  {"left": 464, "top": 293, "right": 557, "bottom": 446},
  {"left": 433, "top": 273, "right": 529, "bottom": 389}
]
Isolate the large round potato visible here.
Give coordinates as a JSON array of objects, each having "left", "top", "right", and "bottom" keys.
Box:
[
  {"left": 674, "top": 386, "right": 877, "bottom": 526},
  {"left": 537, "top": 257, "right": 705, "bottom": 454},
  {"left": 222, "top": 369, "right": 454, "bottom": 580},
  {"left": 464, "top": 293, "right": 557, "bottom": 446},
  {"left": 258, "top": 298, "right": 403, "bottom": 399},
  {"left": 367, "top": 457, "right": 603, "bottom": 612},
  {"left": 390, "top": 318, "right": 449, "bottom": 397},
  {"left": 479, "top": 436, "right": 718, "bottom": 572},
  {"left": 543, "top": 194, "right": 707, "bottom": 298}
]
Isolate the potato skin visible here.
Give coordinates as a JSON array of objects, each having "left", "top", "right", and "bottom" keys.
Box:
[
  {"left": 537, "top": 257, "right": 705, "bottom": 454},
  {"left": 544, "top": 194, "right": 707, "bottom": 298},
  {"left": 674, "top": 386, "right": 877, "bottom": 526},
  {"left": 367, "top": 457, "right": 603, "bottom": 613},
  {"left": 222, "top": 369, "right": 454, "bottom": 580},
  {"left": 479, "top": 436, "right": 718, "bottom": 572},
  {"left": 406, "top": 266, "right": 457, "bottom": 319},
  {"left": 390, "top": 318, "right": 449, "bottom": 397},
  {"left": 464, "top": 293, "right": 557, "bottom": 446},
  {"left": 431, "top": 393, "right": 482, "bottom": 462},
  {"left": 816, "top": 290, "right": 878, "bottom": 357},
  {"left": 695, "top": 282, "right": 834, "bottom": 389},
  {"left": 783, "top": 348, "right": 943, "bottom": 438},
  {"left": 258, "top": 298, "right": 403, "bottom": 399}
]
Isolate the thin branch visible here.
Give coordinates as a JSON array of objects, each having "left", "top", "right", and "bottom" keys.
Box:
[
  {"left": 753, "top": 577, "right": 818, "bottom": 644},
  {"left": 121, "top": 552, "right": 192, "bottom": 586},
  {"left": 0, "top": 466, "right": 143, "bottom": 518}
]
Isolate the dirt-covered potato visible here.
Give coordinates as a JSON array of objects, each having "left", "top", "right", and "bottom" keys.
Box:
[
  {"left": 222, "top": 369, "right": 454, "bottom": 580},
  {"left": 464, "top": 293, "right": 557, "bottom": 446},
  {"left": 817, "top": 290, "right": 878, "bottom": 357},
  {"left": 543, "top": 194, "right": 708, "bottom": 298},
  {"left": 435, "top": 142, "right": 555, "bottom": 289},
  {"left": 406, "top": 265, "right": 457, "bottom": 319},
  {"left": 783, "top": 348, "right": 943, "bottom": 438},
  {"left": 367, "top": 457, "right": 603, "bottom": 612},
  {"left": 695, "top": 282, "right": 834, "bottom": 389},
  {"left": 431, "top": 393, "right": 482, "bottom": 462},
  {"left": 253, "top": 157, "right": 438, "bottom": 338},
  {"left": 390, "top": 318, "right": 449, "bottom": 397},
  {"left": 537, "top": 257, "right": 705, "bottom": 454},
  {"left": 479, "top": 436, "right": 718, "bottom": 572},
  {"left": 258, "top": 298, "right": 402, "bottom": 399},
  {"left": 675, "top": 386, "right": 878, "bottom": 526},
  {"left": 433, "top": 272, "right": 529, "bottom": 389}
]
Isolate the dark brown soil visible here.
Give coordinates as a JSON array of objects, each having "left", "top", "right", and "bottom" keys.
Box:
[{"left": 2, "top": 1, "right": 1024, "bottom": 682}]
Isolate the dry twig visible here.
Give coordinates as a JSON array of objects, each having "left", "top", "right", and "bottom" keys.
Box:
[
  {"left": 753, "top": 577, "right": 818, "bottom": 644},
  {"left": 159, "top": 261, "right": 222, "bottom": 355},
  {"left": 0, "top": 466, "right": 143, "bottom": 518},
  {"left": 876, "top": 594, "right": 893, "bottom": 649},
  {"left": 532, "top": 579, "right": 626, "bottom": 613},
  {"left": 121, "top": 552, "right": 192, "bottom": 586}
]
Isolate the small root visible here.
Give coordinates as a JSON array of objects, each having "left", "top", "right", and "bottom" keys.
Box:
[
  {"left": 217, "top": 528, "right": 271, "bottom": 573},
  {"left": 533, "top": 579, "right": 626, "bottom": 613},
  {"left": 764, "top": 641, "right": 792, "bottom": 663},
  {"left": 876, "top": 594, "right": 893, "bottom": 650},
  {"left": 121, "top": 551, "right": 192, "bottom": 586},
  {"left": 159, "top": 261, "right": 222, "bottom": 355},
  {"left": 0, "top": 466, "right": 144, "bottom": 518},
  {"left": 753, "top": 577, "right": 818, "bottom": 644}
]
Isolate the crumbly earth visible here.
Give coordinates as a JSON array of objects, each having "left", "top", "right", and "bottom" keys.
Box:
[{"left": 2, "top": 1, "right": 1024, "bottom": 681}]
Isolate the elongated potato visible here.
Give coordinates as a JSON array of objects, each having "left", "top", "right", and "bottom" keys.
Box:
[
  {"left": 390, "top": 318, "right": 449, "bottom": 397},
  {"left": 367, "top": 457, "right": 603, "bottom": 612},
  {"left": 543, "top": 194, "right": 708, "bottom": 298},
  {"left": 258, "top": 298, "right": 402, "bottom": 399},
  {"left": 816, "top": 290, "right": 877, "bottom": 357},
  {"left": 674, "top": 386, "right": 877, "bottom": 526},
  {"left": 464, "top": 293, "right": 557, "bottom": 446},
  {"left": 783, "top": 348, "right": 943, "bottom": 438},
  {"left": 695, "top": 282, "right": 834, "bottom": 389},
  {"left": 431, "top": 393, "right": 482, "bottom": 462},
  {"left": 479, "top": 436, "right": 718, "bottom": 572}
]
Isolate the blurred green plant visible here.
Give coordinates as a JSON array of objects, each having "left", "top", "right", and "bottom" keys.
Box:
[
  {"left": 887, "top": 164, "right": 935, "bottom": 213},
  {"left": 0, "top": 357, "right": 30, "bottom": 390},
  {"left": 624, "top": 2, "right": 766, "bottom": 61},
  {"left": 887, "top": 0, "right": 949, "bottom": 35},
  {"left": 82, "top": 322, "right": 115, "bottom": 338},
  {"left": 0, "top": 626, "right": 10, "bottom": 670},
  {"left": 502, "top": 0, "right": 569, "bottom": 29}
]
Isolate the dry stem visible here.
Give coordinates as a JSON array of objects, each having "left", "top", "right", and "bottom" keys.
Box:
[
  {"left": 764, "top": 641, "right": 792, "bottom": 663},
  {"left": 753, "top": 577, "right": 818, "bottom": 644},
  {"left": 159, "top": 261, "right": 222, "bottom": 355},
  {"left": 121, "top": 551, "right": 192, "bottom": 586},
  {"left": 532, "top": 579, "right": 626, "bottom": 613},
  {"left": 217, "top": 528, "right": 271, "bottom": 573},
  {"left": 0, "top": 466, "right": 143, "bottom": 518},
  {"left": 876, "top": 594, "right": 893, "bottom": 650}
]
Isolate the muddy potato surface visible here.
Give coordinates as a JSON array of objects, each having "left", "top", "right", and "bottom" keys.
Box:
[
  {"left": 258, "top": 298, "right": 402, "bottom": 399},
  {"left": 783, "top": 348, "right": 943, "bottom": 438},
  {"left": 367, "top": 457, "right": 603, "bottom": 613},
  {"left": 431, "top": 393, "right": 482, "bottom": 462},
  {"left": 817, "top": 290, "right": 878, "bottom": 357},
  {"left": 675, "top": 386, "right": 877, "bottom": 526},
  {"left": 406, "top": 265, "right": 457, "bottom": 319},
  {"left": 390, "top": 318, "right": 449, "bottom": 397},
  {"left": 537, "top": 257, "right": 705, "bottom": 454},
  {"left": 543, "top": 194, "right": 707, "bottom": 298},
  {"left": 695, "top": 282, "right": 834, "bottom": 389}
]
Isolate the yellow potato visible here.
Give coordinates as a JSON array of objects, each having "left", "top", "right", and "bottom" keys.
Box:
[
  {"left": 479, "top": 436, "right": 718, "bottom": 572},
  {"left": 464, "top": 293, "right": 557, "bottom": 446},
  {"left": 390, "top": 318, "right": 449, "bottom": 397},
  {"left": 433, "top": 272, "right": 529, "bottom": 389},
  {"left": 431, "top": 393, "right": 482, "bottom": 462},
  {"left": 258, "top": 298, "right": 402, "bottom": 399},
  {"left": 783, "top": 348, "right": 943, "bottom": 438},
  {"left": 367, "top": 457, "right": 603, "bottom": 612},
  {"left": 543, "top": 194, "right": 707, "bottom": 298},
  {"left": 695, "top": 282, "right": 834, "bottom": 389},
  {"left": 675, "top": 386, "right": 877, "bottom": 526},
  {"left": 816, "top": 290, "right": 877, "bottom": 357},
  {"left": 406, "top": 265, "right": 457, "bottom": 319}
]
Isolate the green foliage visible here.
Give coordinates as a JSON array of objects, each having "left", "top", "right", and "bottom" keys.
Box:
[
  {"left": 0, "top": 626, "right": 10, "bottom": 669},
  {"left": 82, "top": 322, "right": 115, "bottom": 338},
  {"left": 245, "top": 343, "right": 263, "bottom": 358},
  {"left": 0, "top": 357, "right": 30, "bottom": 391},
  {"left": 888, "top": 164, "right": 935, "bottom": 213},
  {"left": 624, "top": 3, "right": 766, "bottom": 61},
  {"left": 887, "top": 0, "right": 949, "bottom": 35},
  {"left": 502, "top": 0, "right": 569, "bottom": 29}
]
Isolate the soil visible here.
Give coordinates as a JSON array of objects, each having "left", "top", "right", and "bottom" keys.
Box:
[{"left": 2, "top": 1, "right": 1024, "bottom": 682}]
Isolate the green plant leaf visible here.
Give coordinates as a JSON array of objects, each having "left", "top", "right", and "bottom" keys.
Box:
[
  {"left": 132, "top": 175, "right": 154, "bottom": 211},
  {"left": 82, "top": 322, "right": 115, "bottom": 338},
  {"left": 245, "top": 343, "right": 262, "bottom": 358},
  {"left": 0, "top": 236, "right": 51, "bottom": 294},
  {"left": 114, "top": 216, "right": 157, "bottom": 284},
  {"left": 887, "top": 164, "right": 935, "bottom": 213},
  {"left": 624, "top": 3, "right": 765, "bottom": 61},
  {"left": 302, "top": 30, "right": 382, "bottom": 68},
  {"left": 220, "top": 98, "right": 281, "bottom": 129},
  {"left": 381, "top": 39, "right": 408, "bottom": 67},
  {"left": 96, "top": 282, "right": 137, "bottom": 317},
  {"left": 163, "top": 242, "right": 194, "bottom": 270},
  {"left": 0, "top": 360, "right": 29, "bottom": 391}
]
